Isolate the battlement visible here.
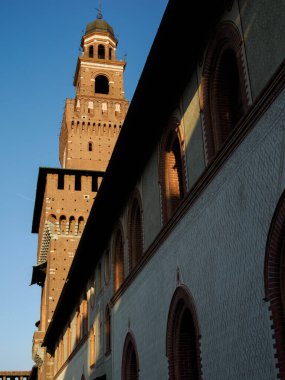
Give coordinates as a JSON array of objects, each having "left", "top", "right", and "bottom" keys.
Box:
[{"left": 32, "top": 168, "right": 104, "bottom": 234}]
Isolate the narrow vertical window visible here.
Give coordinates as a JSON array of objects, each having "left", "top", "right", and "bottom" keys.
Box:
[
  {"left": 160, "top": 122, "right": 186, "bottom": 224},
  {"left": 76, "top": 308, "right": 81, "bottom": 344},
  {"left": 89, "top": 45, "right": 94, "bottom": 58},
  {"left": 128, "top": 193, "right": 143, "bottom": 271},
  {"left": 113, "top": 227, "right": 124, "bottom": 292},
  {"left": 88, "top": 141, "right": 93, "bottom": 152},
  {"left": 98, "top": 44, "right": 105, "bottom": 59},
  {"left": 90, "top": 327, "right": 95, "bottom": 367},
  {"left": 109, "top": 47, "right": 112, "bottom": 60}
]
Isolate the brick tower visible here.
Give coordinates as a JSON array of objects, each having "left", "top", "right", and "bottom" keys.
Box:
[{"left": 30, "top": 11, "right": 128, "bottom": 380}]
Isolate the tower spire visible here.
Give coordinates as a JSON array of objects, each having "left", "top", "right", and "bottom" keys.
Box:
[{"left": 96, "top": 0, "right": 103, "bottom": 19}]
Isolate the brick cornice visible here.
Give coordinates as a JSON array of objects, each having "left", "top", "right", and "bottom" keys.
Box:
[{"left": 111, "top": 58, "right": 285, "bottom": 306}]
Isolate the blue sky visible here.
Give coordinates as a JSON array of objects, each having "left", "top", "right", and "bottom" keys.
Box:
[{"left": 0, "top": 0, "right": 168, "bottom": 370}]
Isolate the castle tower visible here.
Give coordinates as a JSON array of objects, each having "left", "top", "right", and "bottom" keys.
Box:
[
  {"left": 30, "top": 12, "right": 128, "bottom": 380},
  {"left": 59, "top": 12, "right": 128, "bottom": 171}
]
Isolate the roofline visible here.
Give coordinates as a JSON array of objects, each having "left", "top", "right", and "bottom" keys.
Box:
[
  {"left": 31, "top": 167, "right": 104, "bottom": 234},
  {"left": 43, "top": 0, "right": 228, "bottom": 351}
]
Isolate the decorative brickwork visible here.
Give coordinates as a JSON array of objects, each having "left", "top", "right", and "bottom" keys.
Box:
[
  {"left": 265, "top": 189, "right": 285, "bottom": 379},
  {"left": 127, "top": 189, "right": 143, "bottom": 272},
  {"left": 201, "top": 21, "right": 250, "bottom": 162},
  {"left": 121, "top": 332, "right": 139, "bottom": 380},
  {"left": 159, "top": 118, "right": 187, "bottom": 225},
  {"left": 166, "top": 286, "right": 202, "bottom": 380}
]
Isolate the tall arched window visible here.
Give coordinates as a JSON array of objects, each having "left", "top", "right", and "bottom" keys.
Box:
[
  {"left": 160, "top": 121, "right": 186, "bottom": 224},
  {"left": 166, "top": 286, "right": 202, "bottom": 380},
  {"left": 105, "top": 305, "right": 111, "bottom": 355},
  {"left": 88, "top": 141, "right": 93, "bottom": 152},
  {"left": 59, "top": 215, "right": 67, "bottom": 234},
  {"left": 202, "top": 22, "right": 249, "bottom": 162},
  {"left": 89, "top": 45, "right": 94, "bottom": 58},
  {"left": 128, "top": 192, "right": 143, "bottom": 271},
  {"left": 265, "top": 189, "right": 285, "bottom": 380},
  {"left": 121, "top": 332, "right": 139, "bottom": 380},
  {"left": 95, "top": 75, "right": 109, "bottom": 95},
  {"left": 98, "top": 44, "right": 105, "bottom": 59},
  {"left": 113, "top": 227, "right": 124, "bottom": 292}
]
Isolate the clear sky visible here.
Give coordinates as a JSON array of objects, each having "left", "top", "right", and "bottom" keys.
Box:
[{"left": 0, "top": 0, "right": 168, "bottom": 370}]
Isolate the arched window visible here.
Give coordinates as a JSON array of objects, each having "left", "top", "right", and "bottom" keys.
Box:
[
  {"left": 113, "top": 227, "right": 124, "bottom": 292},
  {"left": 78, "top": 216, "right": 84, "bottom": 234},
  {"left": 105, "top": 305, "right": 111, "bottom": 355},
  {"left": 109, "top": 47, "right": 112, "bottom": 60},
  {"left": 128, "top": 192, "right": 143, "bottom": 271},
  {"left": 89, "top": 45, "right": 94, "bottom": 58},
  {"left": 88, "top": 141, "right": 93, "bottom": 152},
  {"left": 166, "top": 286, "right": 202, "bottom": 380},
  {"left": 95, "top": 75, "right": 109, "bottom": 94},
  {"left": 59, "top": 215, "right": 67, "bottom": 234},
  {"left": 265, "top": 189, "right": 285, "bottom": 379},
  {"left": 69, "top": 216, "right": 75, "bottom": 234},
  {"left": 98, "top": 44, "right": 105, "bottom": 59},
  {"left": 160, "top": 120, "right": 186, "bottom": 224},
  {"left": 121, "top": 332, "right": 139, "bottom": 380},
  {"left": 202, "top": 22, "right": 249, "bottom": 162}
]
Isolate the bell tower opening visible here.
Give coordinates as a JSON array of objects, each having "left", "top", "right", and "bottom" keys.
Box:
[{"left": 95, "top": 75, "right": 109, "bottom": 94}]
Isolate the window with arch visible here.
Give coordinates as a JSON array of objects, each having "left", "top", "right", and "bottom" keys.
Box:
[
  {"left": 69, "top": 216, "right": 75, "bottom": 234},
  {"left": 128, "top": 192, "right": 143, "bottom": 271},
  {"left": 89, "top": 45, "right": 94, "bottom": 58},
  {"left": 98, "top": 44, "right": 105, "bottom": 59},
  {"left": 265, "top": 189, "right": 285, "bottom": 380},
  {"left": 202, "top": 22, "right": 249, "bottom": 162},
  {"left": 113, "top": 227, "right": 124, "bottom": 292},
  {"left": 166, "top": 286, "right": 202, "bottom": 380},
  {"left": 109, "top": 47, "right": 112, "bottom": 60},
  {"left": 88, "top": 141, "right": 93, "bottom": 152},
  {"left": 78, "top": 216, "right": 84, "bottom": 234},
  {"left": 59, "top": 215, "right": 67, "bottom": 234},
  {"left": 160, "top": 120, "right": 186, "bottom": 224},
  {"left": 105, "top": 305, "right": 111, "bottom": 355},
  {"left": 95, "top": 75, "right": 109, "bottom": 94},
  {"left": 121, "top": 332, "right": 139, "bottom": 380}
]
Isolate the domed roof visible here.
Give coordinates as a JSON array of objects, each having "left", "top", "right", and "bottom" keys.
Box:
[{"left": 85, "top": 18, "right": 115, "bottom": 38}]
